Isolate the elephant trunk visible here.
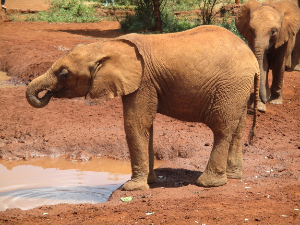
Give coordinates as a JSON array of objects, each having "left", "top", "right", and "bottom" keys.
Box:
[
  {"left": 254, "top": 47, "right": 270, "bottom": 103},
  {"left": 26, "top": 71, "right": 57, "bottom": 108}
]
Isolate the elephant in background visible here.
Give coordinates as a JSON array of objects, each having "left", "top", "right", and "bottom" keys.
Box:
[
  {"left": 289, "top": 0, "right": 300, "bottom": 71},
  {"left": 26, "top": 25, "right": 259, "bottom": 190},
  {"left": 236, "top": 0, "right": 300, "bottom": 112}
]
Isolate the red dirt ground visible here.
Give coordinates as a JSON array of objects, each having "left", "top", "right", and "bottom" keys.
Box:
[{"left": 0, "top": 1, "right": 300, "bottom": 224}]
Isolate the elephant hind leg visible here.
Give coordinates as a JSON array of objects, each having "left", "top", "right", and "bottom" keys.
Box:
[
  {"left": 147, "top": 124, "right": 157, "bottom": 184},
  {"left": 226, "top": 108, "right": 247, "bottom": 179},
  {"left": 196, "top": 121, "right": 239, "bottom": 187},
  {"left": 196, "top": 135, "right": 230, "bottom": 187}
]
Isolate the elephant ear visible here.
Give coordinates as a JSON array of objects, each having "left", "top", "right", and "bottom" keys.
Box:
[
  {"left": 235, "top": 0, "right": 261, "bottom": 41},
  {"left": 272, "top": 0, "right": 300, "bottom": 48},
  {"left": 116, "top": 33, "right": 147, "bottom": 62},
  {"left": 85, "top": 40, "right": 143, "bottom": 105}
]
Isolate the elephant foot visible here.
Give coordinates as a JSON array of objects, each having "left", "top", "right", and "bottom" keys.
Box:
[
  {"left": 257, "top": 101, "right": 266, "bottom": 112},
  {"left": 122, "top": 179, "right": 149, "bottom": 191},
  {"left": 226, "top": 169, "right": 242, "bottom": 179},
  {"left": 248, "top": 98, "right": 266, "bottom": 112},
  {"left": 147, "top": 171, "right": 157, "bottom": 184},
  {"left": 196, "top": 171, "right": 227, "bottom": 187},
  {"left": 293, "top": 64, "right": 300, "bottom": 71},
  {"left": 269, "top": 98, "right": 283, "bottom": 105}
]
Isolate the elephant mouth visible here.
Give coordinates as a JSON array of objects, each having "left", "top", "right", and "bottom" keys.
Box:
[
  {"left": 37, "top": 90, "right": 67, "bottom": 100},
  {"left": 47, "top": 86, "right": 66, "bottom": 98},
  {"left": 52, "top": 90, "right": 62, "bottom": 98},
  {"left": 52, "top": 87, "right": 81, "bottom": 99}
]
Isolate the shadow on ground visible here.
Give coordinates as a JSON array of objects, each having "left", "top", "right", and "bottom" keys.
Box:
[
  {"left": 49, "top": 29, "right": 126, "bottom": 39},
  {"left": 151, "top": 168, "right": 202, "bottom": 188}
]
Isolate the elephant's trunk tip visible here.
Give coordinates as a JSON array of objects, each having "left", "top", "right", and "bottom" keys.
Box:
[{"left": 26, "top": 87, "right": 53, "bottom": 108}]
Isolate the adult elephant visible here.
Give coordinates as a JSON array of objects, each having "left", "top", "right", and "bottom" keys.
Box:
[
  {"left": 26, "top": 25, "right": 259, "bottom": 190},
  {"left": 235, "top": 0, "right": 300, "bottom": 112}
]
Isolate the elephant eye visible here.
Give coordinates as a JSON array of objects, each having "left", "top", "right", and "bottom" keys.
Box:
[
  {"left": 270, "top": 28, "right": 277, "bottom": 36},
  {"left": 95, "top": 57, "right": 109, "bottom": 67},
  {"left": 59, "top": 69, "right": 69, "bottom": 77},
  {"left": 90, "top": 57, "right": 109, "bottom": 74}
]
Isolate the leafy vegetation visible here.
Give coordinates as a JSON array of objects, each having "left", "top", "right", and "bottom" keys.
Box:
[
  {"left": 119, "top": 0, "right": 243, "bottom": 34},
  {"left": 216, "top": 13, "right": 246, "bottom": 41},
  {"left": 26, "top": 0, "right": 101, "bottom": 23},
  {"left": 119, "top": 0, "right": 196, "bottom": 33},
  {"left": 161, "top": 10, "right": 196, "bottom": 33},
  {"left": 200, "top": 0, "right": 218, "bottom": 25},
  {"left": 10, "top": 0, "right": 243, "bottom": 38},
  {"left": 120, "top": 0, "right": 155, "bottom": 32}
]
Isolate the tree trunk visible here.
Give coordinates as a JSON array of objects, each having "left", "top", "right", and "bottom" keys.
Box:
[{"left": 152, "top": 0, "right": 163, "bottom": 33}]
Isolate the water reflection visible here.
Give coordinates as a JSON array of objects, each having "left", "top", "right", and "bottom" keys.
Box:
[
  {"left": 0, "top": 71, "right": 13, "bottom": 88},
  {"left": 0, "top": 158, "right": 134, "bottom": 211},
  {"left": 0, "top": 185, "right": 119, "bottom": 211}
]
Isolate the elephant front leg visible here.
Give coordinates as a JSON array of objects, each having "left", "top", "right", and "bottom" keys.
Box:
[
  {"left": 269, "top": 68, "right": 284, "bottom": 105},
  {"left": 122, "top": 120, "right": 152, "bottom": 191},
  {"left": 248, "top": 93, "right": 267, "bottom": 112},
  {"left": 121, "top": 91, "right": 158, "bottom": 191},
  {"left": 269, "top": 46, "right": 286, "bottom": 105}
]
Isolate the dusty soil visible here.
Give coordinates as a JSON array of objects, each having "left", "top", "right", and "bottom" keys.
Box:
[{"left": 0, "top": 1, "right": 300, "bottom": 224}]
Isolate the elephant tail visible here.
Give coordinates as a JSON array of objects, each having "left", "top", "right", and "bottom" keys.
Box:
[{"left": 249, "top": 72, "right": 260, "bottom": 145}]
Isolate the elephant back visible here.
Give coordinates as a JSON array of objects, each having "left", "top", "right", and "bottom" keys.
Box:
[{"left": 118, "top": 25, "right": 258, "bottom": 81}]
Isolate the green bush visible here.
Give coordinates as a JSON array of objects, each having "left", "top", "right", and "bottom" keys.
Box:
[
  {"left": 167, "top": 0, "right": 199, "bottom": 11},
  {"left": 120, "top": 0, "right": 155, "bottom": 32},
  {"left": 26, "top": 0, "right": 101, "bottom": 23},
  {"left": 162, "top": 10, "right": 196, "bottom": 33},
  {"left": 120, "top": 1, "right": 197, "bottom": 33},
  {"left": 217, "top": 14, "right": 246, "bottom": 42},
  {"left": 199, "top": 0, "right": 218, "bottom": 25}
]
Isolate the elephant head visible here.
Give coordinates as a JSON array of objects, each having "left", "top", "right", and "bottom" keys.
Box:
[
  {"left": 235, "top": 0, "right": 300, "bottom": 109},
  {"left": 26, "top": 41, "right": 143, "bottom": 108}
]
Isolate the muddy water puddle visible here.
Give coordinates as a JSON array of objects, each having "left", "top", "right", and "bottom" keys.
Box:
[
  {"left": 0, "top": 71, "right": 21, "bottom": 88},
  {"left": 0, "top": 157, "right": 152, "bottom": 211}
]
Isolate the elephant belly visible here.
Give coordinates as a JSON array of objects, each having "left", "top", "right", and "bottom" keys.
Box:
[
  {"left": 156, "top": 73, "right": 252, "bottom": 127},
  {"left": 157, "top": 94, "right": 209, "bottom": 123}
]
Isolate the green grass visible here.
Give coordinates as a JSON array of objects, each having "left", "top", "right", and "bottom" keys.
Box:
[
  {"left": 26, "top": 0, "right": 102, "bottom": 23},
  {"left": 165, "top": 0, "right": 200, "bottom": 12}
]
